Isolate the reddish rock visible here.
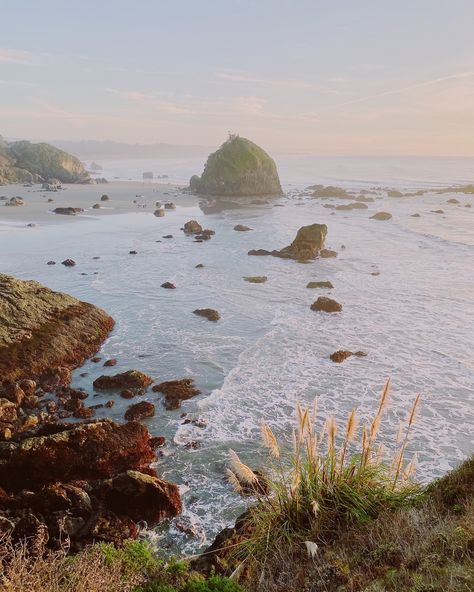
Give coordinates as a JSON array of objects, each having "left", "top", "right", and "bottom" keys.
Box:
[
  {"left": 93, "top": 370, "right": 153, "bottom": 390},
  {"left": 152, "top": 378, "right": 201, "bottom": 410},
  {"left": 310, "top": 297, "right": 342, "bottom": 313},
  {"left": 0, "top": 420, "right": 156, "bottom": 491},
  {"left": 193, "top": 308, "right": 220, "bottom": 322},
  {"left": 103, "top": 359, "right": 117, "bottom": 367},
  {"left": 183, "top": 220, "right": 203, "bottom": 234},
  {"left": 124, "top": 401, "right": 155, "bottom": 422},
  {"left": 0, "top": 274, "right": 114, "bottom": 386},
  {"left": 120, "top": 389, "right": 135, "bottom": 399},
  {"left": 88, "top": 512, "right": 138, "bottom": 545},
  {"left": 0, "top": 398, "right": 17, "bottom": 423},
  {"left": 96, "top": 470, "right": 182, "bottom": 523},
  {"left": 61, "top": 259, "right": 76, "bottom": 266},
  {"left": 150, "top": 436, "right": 166, "bottom": 448},
  {"left": 330, "top": 350, "right": 367, "bottom": 363}
]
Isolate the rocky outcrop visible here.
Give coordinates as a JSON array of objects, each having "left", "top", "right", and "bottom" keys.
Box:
[
  {"left": 93, "top": 370, "right": 153, "bottom": 391},
  {"left": 124, "top": 401, "right": 155, "bottom": 421},
  {"left": 189, "top": 135, "right": 282, "bottom": 196},
  {"left": 0, "top": 274, "right": 114, "bottom": 386},
  {"left": 0, "top": 135, "right": 90, "bottom": 184},
  {"left": 249, "top": 223, "right": 327, "bottom": 261},
  {"left": 0, "top": 420, "right": 181, "bottom": 549}
]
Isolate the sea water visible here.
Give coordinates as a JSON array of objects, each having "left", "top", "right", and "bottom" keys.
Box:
[{"left": 0, "top": 155, "right": 473, "bottom": 552}]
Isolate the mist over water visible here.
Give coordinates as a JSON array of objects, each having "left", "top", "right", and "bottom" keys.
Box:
[{"left": 1, "top": 155, "right": 473, "bottom": 551}]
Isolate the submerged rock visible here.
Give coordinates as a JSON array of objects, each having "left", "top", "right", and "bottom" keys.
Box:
[
  {"left": 310, "top": 296, "right": 342, "bottom": 313},
  {"left": 193, "top": 308, "right": 220, "bottom": 322},
  {"left": 124, "top": 401, "right": 155, "bottom": 422},
  {"left": 330, "top": 350, "right": 367, "bottom": 363},
  {"left": 306, "top": 281, "right": 334, "bottom": 289},
  {"left": 152, "top": 378, "right": 201, "bottom": 410},
  {"left": 234, "top": 224, "right": 253, "bottom": 231},
  {"left": 189, "top": 135, "right": 282, "bottom": 196},
  {"left": 370, "top": 212, "right": 392, "bottom": 221},
  {"left": 161, "top": 282, "right": 176, "bottom": 289},
  {"left": 243, "top": 276, "right": 267, "bottom": 283},
  {"left": 0, "top": 274, "right": 114, "bottom": 385}
]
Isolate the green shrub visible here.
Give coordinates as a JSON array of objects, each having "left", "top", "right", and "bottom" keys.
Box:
[{"left": 183, "top": 575, "right": 243, "bottom": 592}]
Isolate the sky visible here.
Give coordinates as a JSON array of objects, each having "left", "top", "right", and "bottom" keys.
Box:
[{"left": 1, "top": 0, "right": 474, "bottom": 155}]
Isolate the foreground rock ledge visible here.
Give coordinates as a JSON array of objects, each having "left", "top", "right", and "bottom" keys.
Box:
[{"left": 0, "top": 274, "right": 114, "bottom": 385}]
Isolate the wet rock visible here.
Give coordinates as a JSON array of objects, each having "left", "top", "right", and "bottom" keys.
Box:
[
  {"left": 162, "top": 234, "right": 173, "bottom": 239},
  {"left": 5, "top": 197, "right": 25, "bottom": 207},
  {"left": 411, "top": 213, "right": 421, "bottom": 217},
  {"left": 330, "top": 350, "right": 367, "bottom": 363},
  {"left": 310, "top": 296, "right": 342, "bottom": 313},
  {"left": 154, "top": 209, "right": 165, "bottom": 217},
  {"left": 306, "top": 281, "right": 333, "bottom": 289},
  {"left": 93, "top": 370, "right": 153, "bottom": 390},
  {"left": 100, "top": 194, "right": 110, "bottom": 201},
  {"left": 164, "top": 202, "right": 176, "bottom": 209},
  {"left": 103, "top": 359, "right": 117, "bottom": 367},
  {"left": 193, "top": 308, "right": 220, "bottom": 322},
  {"left": 370, "top": 212, "right": 392, "bottom": 221},
  {"left": 124, "top": 401, "right": 155, "bottom": 422},
  {"left": 152, "top": 378, "right": 201, "bottom": 410},
  {"left": 183, "top": 220, "right": 203, "bottom": 234},
  {"left": 161, "top": 282, "right": 176, "bottom": 289},
  {"left": 53, "top": 207, "right": 84, "bottom": 216},
  {"left": 129, "top": 250, "right": 138, "bottom": 255},
  {"left": 248, "top": 249, "right": 272, "bottom": 256},
  {"left": 243, "top": 276, "right": 267, "bottom": 283},
  {"left": 61, "top": 259, "right": 76, "bottom": 266},
  {"left": 120, "top": 389, "right": 135, "bottom": 399},
  {"left": 312, "top": 186, "right": 350, "bottom": 198},
  {"left": 91, "top": 356, "right": 102, "bottom": 363},
  {"left": 47, "top": 260, "right": 56, "bottom": 265},
  {"left": 320, "top": 249, "right": 337, "bottom": 258},
  {"left": 150, "top": 436, "right": 166, "bottom": 448},
  {"left": 234, "top": 225, "right": 253, "bottom": 231},
  {"left": 92, "top": 203, "right": 101, "bottom": 209},
  {"left": 273, "top": 223, "right": 327, "bottom": 260},
  {"left": 195, "top": 263, "right": 204, "bottom": 268}
]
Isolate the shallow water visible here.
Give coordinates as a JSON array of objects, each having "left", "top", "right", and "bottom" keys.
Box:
[{"left": 0, "top": 156, "right": 473, "bottom": 552}]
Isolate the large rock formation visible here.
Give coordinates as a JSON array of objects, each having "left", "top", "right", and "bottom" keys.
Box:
[
  {"left": 0, "top": 274, "right": 114, "bottom": 385},
  {"left": 248, "top": 223, "right": 328, "bottom": 261},
  {"left": 189, "top": 134, "right": 282, "bottom": 196},
  {"left": 0, "top": 134, "right": 90, "bottom": 184}
]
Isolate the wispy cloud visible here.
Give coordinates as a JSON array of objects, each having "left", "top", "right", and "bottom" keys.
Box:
[
  {"left": 106, "top": 88, "right": 193, "bottom": 114},
  {"left": 216, "top": 69, "right": 318, "bottom": 90},
  {"left": 336, "top": 70, "right": 474, "bottom": 107},
  {"left": 0, "top": 48, "right": 36, "bottom": 64}
]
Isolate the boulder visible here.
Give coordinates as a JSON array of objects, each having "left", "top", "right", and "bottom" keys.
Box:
[
  {"left": 100, "top": 194, "right": 110, "bottom": 201},
  {"left": 370, "top": 212, "right": 392, "bottom": 221},
  {"left": 161, "top": 282, "right": 176, "bottom": 289},
  {"left": 189, "top": 135, "right": 282, "bottom": 196},
  {"left": 124, "top": 401, "right": 155, "bottom": 422},
  {"left": 152, "top": 378, "right": 201, "bottom": 410},
  {"left": 93, "top": 370, "right": 153, "bottom": 390},
  {"left": 61, "top": 259, "right": 76, "bottom": 266},
  {"left": 274, "top": 223, "right": 327, "bottom": 260},
  {"left": 0, "top": 274, "right": 114, "bottom": 385},
  {"left": 103, "top": 359, "right": 117, "bottom": 367},
  {"left": 310, "top": 297, "right": 342, "bottom": 313},
  {"left": 193, "top": 308, "right": 220, "bottom": 322},
  {"left": 154, "top": 209, "right": 165, "bottom": 217},
  {"left": 183, "top": 220, "right": 203, "bottom": 234}
]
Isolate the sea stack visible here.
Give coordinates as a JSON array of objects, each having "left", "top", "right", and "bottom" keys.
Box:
[{"left": 189, "top": 134, "right": 282, "bottom": 196}]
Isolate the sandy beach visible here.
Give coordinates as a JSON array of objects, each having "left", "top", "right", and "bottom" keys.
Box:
[{"left": 0, "top": 181, "right": 199, "bottom": 229}]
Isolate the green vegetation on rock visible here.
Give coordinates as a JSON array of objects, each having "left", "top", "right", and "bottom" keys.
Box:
[
  {"left": 189, "top": 134, "right": 282, "bottom": 196},
  {"left": 0, "top": 133, "right": 89, "bottom": 184}
]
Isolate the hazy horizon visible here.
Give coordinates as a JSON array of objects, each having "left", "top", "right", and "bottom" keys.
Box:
[{"left": 2, "top": 1, "right": 474, "bottom": 156}]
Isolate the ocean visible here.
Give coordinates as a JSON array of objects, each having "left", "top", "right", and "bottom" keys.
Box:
[{"left": 1, "top": 154, "right": 473, "bottom": 552}]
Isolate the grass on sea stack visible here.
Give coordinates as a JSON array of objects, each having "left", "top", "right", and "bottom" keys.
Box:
[{"left": 227, "top": 380, "right": 423, "bottom": 572}]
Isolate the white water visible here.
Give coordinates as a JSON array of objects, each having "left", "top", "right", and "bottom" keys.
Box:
[{"left": 1, "top": 155, "right": 473, "bottom": 551}]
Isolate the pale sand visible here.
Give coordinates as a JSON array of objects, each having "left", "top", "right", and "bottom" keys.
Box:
[{"left": 0, "top": 181, "right": 198, "bottom": 230}]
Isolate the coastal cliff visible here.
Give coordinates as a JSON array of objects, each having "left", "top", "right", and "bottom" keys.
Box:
[
  {"left": 0, "top": 135, "right": 90, "bottom": 184},
  {"left": 189, "top": 135, "right": 282, "bottom": 196}
]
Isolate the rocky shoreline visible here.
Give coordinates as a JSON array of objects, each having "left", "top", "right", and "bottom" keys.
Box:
[{"left": 0, "top": 273, "right": 182, "bottom": 550}]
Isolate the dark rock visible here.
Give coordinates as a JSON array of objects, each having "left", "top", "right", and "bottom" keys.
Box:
[
  {"left": 150, "top": 436, "right": 166, "bottom": 448},
  {"left": 61, "top": 259, "right": 76, "bottom": 266},
  {"left": 310, "top": 296, "right": 342, "bottom": 313},
  {"left": 234, "top": 225, "right": 253, "bottom": 231},
  {"left": 103, "top": 359, "right": 117, "bottom": 367},
  {"left": 161, "top": 282, "right": 176, "bottom": 289},
  {"left": 129, "top": 250, "right": 138, "bottom": 255},
  {"left": 193, "top": 308, "right": 220, "bottom": 322},
  {"left": 124, "top": 401, "right": 155, "bottom": 422},
  {"left": 46, "top": 260, "right": 56, "bottom": 265},
  {"left": 164, "top": 202, "right": 176, "bottom": 209},
  {"left": 93, "top": 370, "right": 153, "bottom": 390},
  {"left": 152, "top": 378, "right": 200, "bottom": 410},
  {"left": 100, "top": 194, "right": 110, "bottom": 201},
  {"left": 53, "top": 207, "right": 83, "bottom": 216},
  {"left": 195, "top": 263, "right": 205, "bottom": 268}
]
